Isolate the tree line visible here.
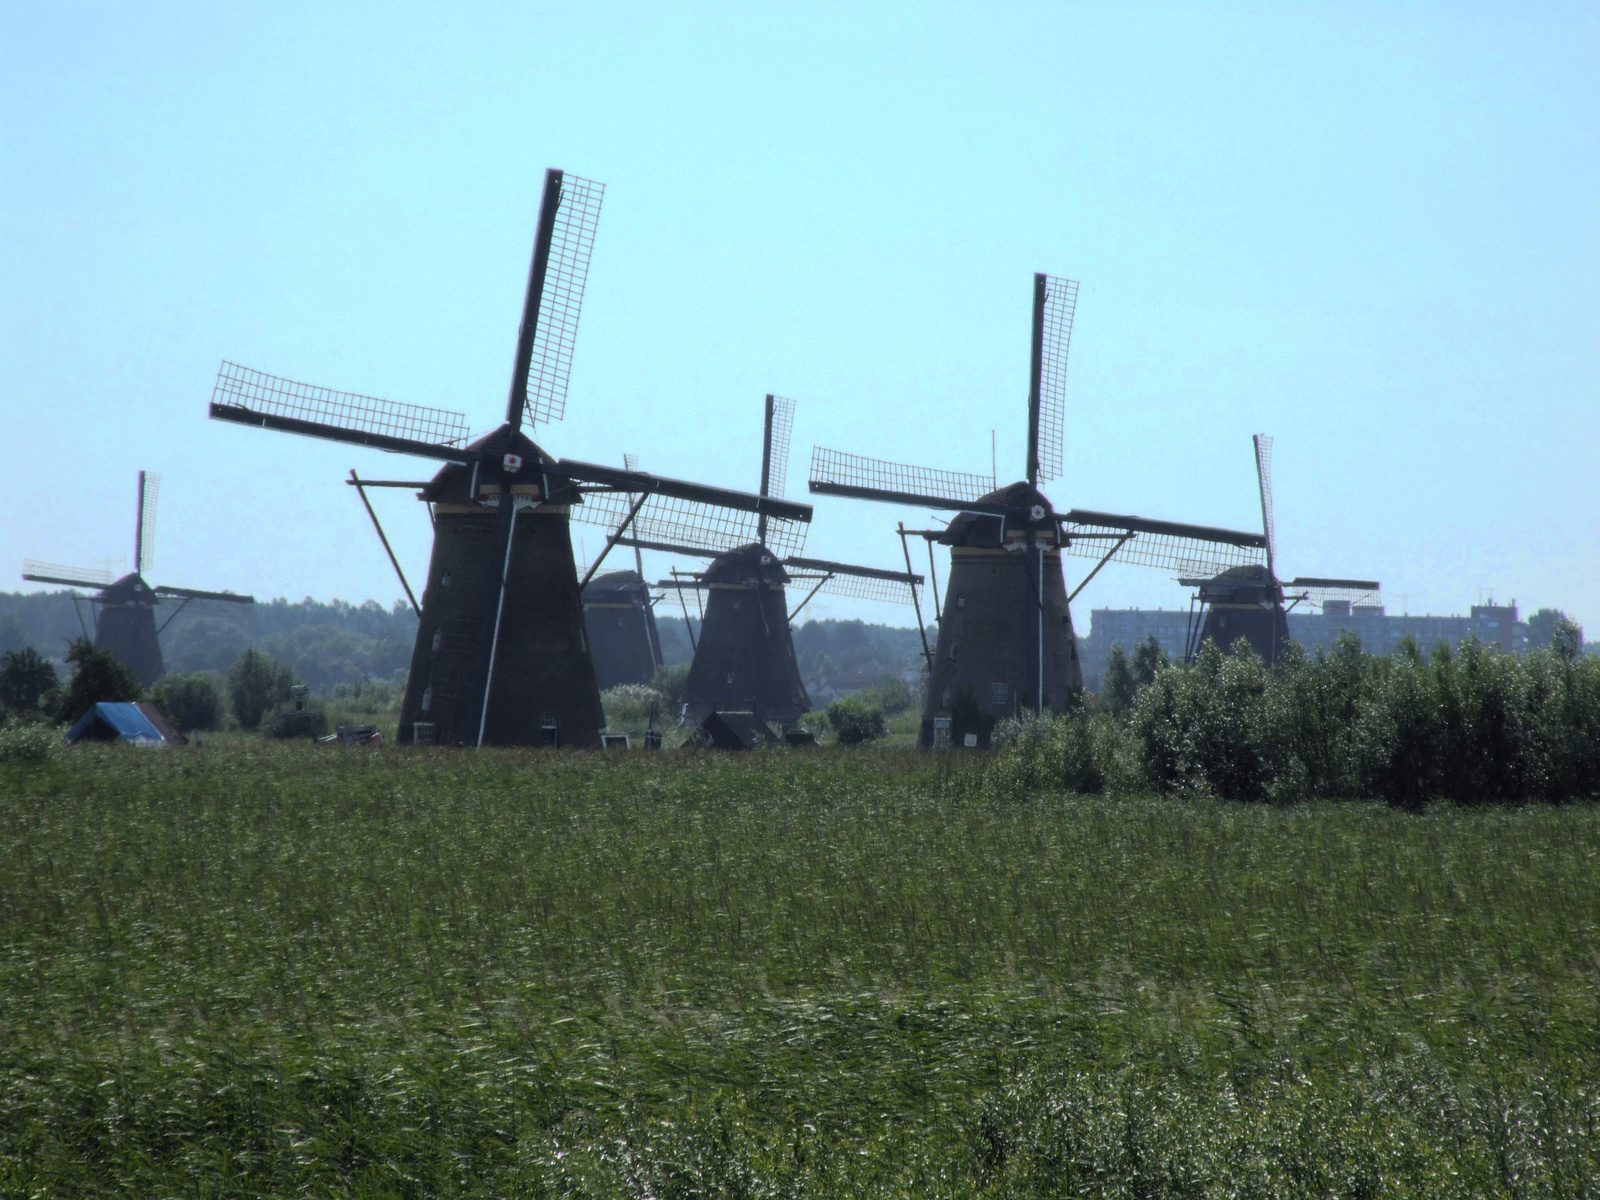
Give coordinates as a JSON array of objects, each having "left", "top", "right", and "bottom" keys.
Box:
[{"left": 988, "top": 630, "right": 1600, "bottom": 806}]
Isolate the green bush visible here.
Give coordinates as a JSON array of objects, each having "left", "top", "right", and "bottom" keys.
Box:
[
  {"left": 826, "top": 697, "right": 886, "bottom": 745},
  {"left": 0, "top": 647, "right": 59, "bottom": 712},
  {"left": 1115, "top": 634, "right": 1600, "bottom": 806},
  {"left": 0, "top": 718, "right": 59, "bottom": 764},
  {"left": 228, "top": 648, "right": 296, "bottom": 730},
  {"left": 149, "top": 672, "right": 224, "bottom": 732}
]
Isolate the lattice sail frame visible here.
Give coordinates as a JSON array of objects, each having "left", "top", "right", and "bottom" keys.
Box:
[
  {"left": 575, "top": 489, "right": 808, "bottom": 559},
  {"left": 1287, "top": 581, "right": 1383, "bottom": 609},
  {"left": 1253, "top": 434, "right": 1276, "bottom": 568},
  {"left": 213, "top": 362, "right": 472, "bottom": 449},
  {"left": 525, "top": 174, "right": 605, "bottom": 428},
  {"left": 22, "top": 560, "right": 112, "bottom": 587},
  {"left": 137, "top": 471, "right": 160, "bottom": 576},
  {"left": 789, "top": 570, "right": 918, "bottom": 607},
  {"left": 1060, "top": 517, "right": 1267, "bottom": 579},
  {"left": 809, "top": 447, "right": 996, "bottom": 504},
  {"left": 1035, "top": 275, "right": 1079, "bottom": 483},
  {"left": 766, "top": 395, "right": 795, "bottom": 499}
]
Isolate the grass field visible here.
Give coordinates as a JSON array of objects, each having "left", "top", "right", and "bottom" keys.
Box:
[{"left": 3, "top": 743, "right": 1598, "bottom": 1196}]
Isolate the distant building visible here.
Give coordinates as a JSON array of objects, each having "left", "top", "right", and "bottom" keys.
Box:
[{"left": 1081, "top": 601, "right": 1528, "bottom": 693}]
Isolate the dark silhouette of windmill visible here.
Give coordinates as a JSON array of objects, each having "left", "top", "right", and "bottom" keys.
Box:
[
  {"left": 23, "top": 471, "right": 255, "bottom": 685},
  {"left": 809, "top": 273, "right": 1268, "bottom": 747},
  {"left": 209, "top": 168, "right": 811, "bottom": 747},
  {"left": 617, "top": 394, "right": 922, "bottom": 727},
  {"left": 1182, "top": 434, "right": 1380, "bottom": 665}
]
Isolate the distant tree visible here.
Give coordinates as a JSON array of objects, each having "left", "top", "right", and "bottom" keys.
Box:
[
  {"left": 1550, "top": 618, "right": 1583, "bottom": 663},
  {"left": 56, "top": 638, "right": 142, "bottom": 724},
  {"left": 0, "top": 647, "right": 59, "bottom": 712},
  {"left": 1102, "top": 643, "right": 1136, "bottom": 714},
  {"left": 1526, "top": 608, "right": 1578, "bottom": 652},
  {"left": 1132, "top": 634, "right": 1169, "bottom": 688},
  {"left": 227, "top": 648, "right": 296, "bottom": 730},
  {"left": 150, "top": 672, "right": 225, "bottom": 731}
]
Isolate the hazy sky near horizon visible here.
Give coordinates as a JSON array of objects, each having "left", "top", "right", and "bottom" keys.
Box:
[{"left": 3, "top": 2, "right": 1596, "bottom": 633}]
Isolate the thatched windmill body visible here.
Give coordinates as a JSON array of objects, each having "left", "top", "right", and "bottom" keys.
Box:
[
  {"left": 210, "top": 169, "right": 811, "bottom": 747},
  {"left": 1183, "top": 435, "right": 1380, "bottom": 665},
  {"left": 23, "top": 471, "right": 255, "bottom": 685},
  {"left": 810, "top": 273, "right": 1269, "bottom": 747}
]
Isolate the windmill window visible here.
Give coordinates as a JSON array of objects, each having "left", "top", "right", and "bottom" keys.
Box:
[
  {"left": 991, "top": 682, "right": 1008, "bottom": 706},
  {"left": 948, "top": 642, "right": 958, "bottom": 661},
  {"left": 956, "top": 594, "right": 966, "bottom": 609},
  {"left": 420, "top": 686, "right": 432, "bottom": 713},
  {"left": 412, "top": 722, "right": 436, "bottom": 745},
  {"left": 441, "top": 571, "right": 452, "bottom": 587},
  {"left": 431, "top": 630, "right": 442, "bottom": 653}
]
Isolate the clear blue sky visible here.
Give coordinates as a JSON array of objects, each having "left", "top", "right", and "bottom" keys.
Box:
[{"left": 4, "top": 2, "right": 1595, "bottom": 631}]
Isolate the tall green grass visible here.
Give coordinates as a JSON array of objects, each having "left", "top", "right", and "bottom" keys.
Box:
[{"left": 2, "top": 745, "right": 1596, "bottom": 1195}]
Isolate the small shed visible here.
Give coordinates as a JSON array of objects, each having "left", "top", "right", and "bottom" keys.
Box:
[
  {"left": 696, "top": 709, "right": 780, "bottom": 751},
  {"left": 66, "top": 702, "right": 185, "bottom": 746}
]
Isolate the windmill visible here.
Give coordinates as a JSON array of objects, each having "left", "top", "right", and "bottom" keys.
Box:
[
  {"left": 1182, "top": 434, "right": 1380, "bottom": 665},
  {"left": 619, "top": 394, "right": 923, "bottom": 727},
  {"left": 209, "top": 168, "right": 812, "bottom": 747},
  {"left": 23, "top": 470, "right": 255, "bottom": 685},
  {"left": 809, "top": 273, "right": 1269, "bottom": 747}
]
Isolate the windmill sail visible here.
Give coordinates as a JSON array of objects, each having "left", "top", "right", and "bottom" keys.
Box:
[
  {"left": 1029, "top": 273, "right": 1079, "bottom": 485},
  {"left": 22, "top": 560, "right": 114, "bottom": 588},
  {"left": 808, "top": 446, "right": 1000, "bottom": 512},
  {"left": 762, "top": 394, "right": 795, "bottom": 500},
  {"left": 136, "top": 471, "right": 160, "bottom": 576},
  {"left": 211, "top": 362, "right": 474, "bottom": 461},
  {"left": 785, "top": 556, "right": 922, "bottom": 607},
  {"left": 569, "top": 460, "right": 812, "bottom": 559},
  {"left": 1253, "top": 433, "right": 1276, "bottom": 576},
  {"left": 1060, "top": 509, "right": 1268, "bottom": 577},
  {"left": 516, "top": 172, "right": 604, "bottom": 429}
]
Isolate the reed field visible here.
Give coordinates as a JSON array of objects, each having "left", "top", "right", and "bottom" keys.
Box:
[{"left": 2, "top": 742, "right": 1598, "bottom": 1196}]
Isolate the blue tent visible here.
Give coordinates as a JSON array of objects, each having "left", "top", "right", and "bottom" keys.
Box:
[{"left": 66, "top": 702, "right": 182, "bottom": 745}]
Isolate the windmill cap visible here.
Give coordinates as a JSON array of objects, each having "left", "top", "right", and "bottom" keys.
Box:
[
  {"left": 102, "top": 572, "right": 157, "bottom": 600},
  {"left": 421, "top": 425, "right": 576, "bottom": 503},
  {"left": 583, "top": 569, "right": 650, "bottom": 597},
  {"left": 1197, "top": 563, "right": 1280, "bottom": 601},
  {"left": 940, "top": 482, "right": 1056, "bottom": 546},
  {"left": 702, "top": 542, "right": 791, "bottom": 585}
]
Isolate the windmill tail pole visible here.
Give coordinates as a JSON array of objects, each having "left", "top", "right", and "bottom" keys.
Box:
[
  {"left": 349, "top": 470, "right": 421, "bottom": 617},
  {"left": 787, "top": 574, "right": 831, "bottom": 623},
  {"left": 899, "top": 522, "right": 932, "bottom": 671}
]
